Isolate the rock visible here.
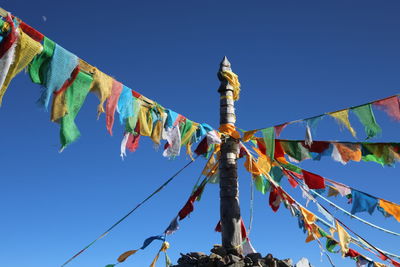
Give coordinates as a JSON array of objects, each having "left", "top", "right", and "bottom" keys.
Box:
[
  {"left": 210, "top": 253, "right": 223, "bottom": 261},
  {"left": 224, "top": 254, "right": 242, "bottom": 264},
  {"left": 263, "top": 254, "right": 274, "bottom": 265},
  {"left": 190, "top": 252, "right": 207, "bottom": 259},
  {"left": 177, "top": 253, "right": 198, "bottom": 265},
  {"left": 171, "top": 249, "right": 297, "bottom": 267},
  {"left": 278, "top": 259, "right": 293, "bottom": 267},
  {"left": 211, "top": 244, "right": 227, "bottom": 257},
  {"left": 247, "top": 253, "right": 262, "bottom": 263},
  {"left": 244, "top": 256, "right": 253, "bottom": 266}
]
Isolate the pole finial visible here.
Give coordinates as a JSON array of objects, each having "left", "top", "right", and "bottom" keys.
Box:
[{"left": 219, "top": 56, "right": 232, "bottom": 72}]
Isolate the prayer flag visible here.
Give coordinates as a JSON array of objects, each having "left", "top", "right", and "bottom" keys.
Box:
[
  {"left": 352, "top": 104, "right": 381, "bottom": 139},
  {"left": 336, "top": 221, "right": 351, "bottom": 257},
  {"left": 329, "top": 110, "right": 356, "bottom": 138},
  {"left": 351, "top": 189, "right": 378, "bottom": 215},
  {"left": 28, "top": 36, "right": 55, "bottom": 84},
  {"left": 39, "top": 44, "right": 78, "bottom": 109},
  {"left": 0, "top": 28, "right": 42, "bottom": 105},
  {"left": 379, "top": 199, "right": 400, "bottom": 222},
  {"left": 60, "top": 71, "right": 93, "bottom": 148},
  {"left": 302, "top": 170, "right": 325, "bottom": 189},
  {"left": 373, "top": 96, "right": 400, "bottom": 121},
  {"left": 261, "top": 127, "right": 275, "bottom": 160},
  {"left": 106, "top": 80, "right": 123, "bottom": 135}
]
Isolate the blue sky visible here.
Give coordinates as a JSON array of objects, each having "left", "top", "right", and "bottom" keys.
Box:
[{"left": 1, "top": 1, "right": 400, "bottom": 266}]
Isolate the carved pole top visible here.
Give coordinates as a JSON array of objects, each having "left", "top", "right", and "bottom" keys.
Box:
[
  {"left": 218, "top": 56, "right": 234, "bottom": 90},
  {"left": 219, "top": 56, "right": 232, "bottom": 73}
]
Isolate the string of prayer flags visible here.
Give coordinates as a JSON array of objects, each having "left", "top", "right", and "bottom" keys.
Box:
[
  {"left": 0, "top": 15, "right": 217, "bottom": 158},
  {"left": 242, "top": 94, "right": 400, "bottom": 141},
  {"left": 108, "top": 235, "right": 166, "bottom": 266},
  {"left": 274, "top": 140, "right": 400, "bottom": 166},
  {"left": 294, "top": 199, "right": 392, "bottom": 265},
  {"left": 265, "top": 160, "right": 400, "bottom": 228},
  {"left": 269, "top": 175, "right": 390, "bottom": 266},
  {"left": 267, "top": 170, "right": 400, "bottom": 266},
  {"left": 105, "top": 163, "right": 213, "bottom": 267}
]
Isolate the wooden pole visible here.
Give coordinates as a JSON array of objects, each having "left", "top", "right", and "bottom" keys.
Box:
[{"left": 218, "top": 56, "right": 243, "bottom": 256}]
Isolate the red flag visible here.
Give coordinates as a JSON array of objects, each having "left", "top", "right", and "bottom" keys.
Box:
[
  {"left": 269, "top": 187, "right": 281, "bottom": 212},
  {"left": 302, "top": 170, "right": 325, "bottom": 189},
  {"left": 345, "top": 248, "right": 360, "bottom": 258},
  {"left": 373, "top": 96, "right": 400, "bottom": 121},
  {"left": 20, "top": 21, "right": 44, "bottom": 42}
]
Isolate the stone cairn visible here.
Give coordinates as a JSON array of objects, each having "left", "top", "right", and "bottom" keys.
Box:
[{"left": 172, "top": 245, "right": 295, "bottom": 267}]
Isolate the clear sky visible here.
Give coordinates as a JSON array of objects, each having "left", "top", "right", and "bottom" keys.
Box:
[{"left": 1, "top": 1, "right": 400, "bottom": 267}]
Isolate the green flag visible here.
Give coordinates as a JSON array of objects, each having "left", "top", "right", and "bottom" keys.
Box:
[{"left": 352, "top": 104, "right": 381, "bottom": 139}]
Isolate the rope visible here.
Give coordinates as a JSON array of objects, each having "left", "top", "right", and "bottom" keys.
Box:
[{"left": 61, "top": 157, "right": 197, "bottom": 267}]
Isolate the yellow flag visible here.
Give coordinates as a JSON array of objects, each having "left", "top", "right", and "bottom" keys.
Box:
[
  {"left": 300, "top": 206, "right": 316, "bottom": 225},
  {"left": 0, "top": 29, "right": 42, "bottom": 104},
  {"left": 257, "top": 156, "right": 271, "bottom": 174},
  {"left": 243, "top": 130, "right": 258, "bottom": 142},
  {"left": 379, "top": 199, "right": 400, "bottom": 222},
  {"left": 329, "top": 110, "right": 356, "bottom": 137},
  {"left": 89, "top": 67, "right": 113, "bottom": 116},
  {"left": 151, "top": 120, "right": 163, "bottom": 145},
  {"left": 336, "top": 221, "right": 351, "bottom": 256},
  {"left": 150, "top": 242, "right": 170, "bottom": 267},
  {"left": 305, "top": 224, "right": 322, "bottom": 243},
  {"left": 219, "top": 124, "right": 240, "bottom": 139},
  {"left": 51, "top": 90, "right": 68, "bottom": 122},
  {"left": 181, "top": 122, "right": 199, "bottom": 145},
  {"left": 244, "top": 156, "right": 262, "bottom": 176},
  {"left": 117, "top": 249, "right": 138, "bottom": 263},
  {"left": 335, "top": 143, "right": 361, "bottom": 162},
  {"left": 327, "top": 186, "right": 340, "bottom": 197},
  {"left": 138, "top": 106, "right": 153, "bottom": 136}
]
